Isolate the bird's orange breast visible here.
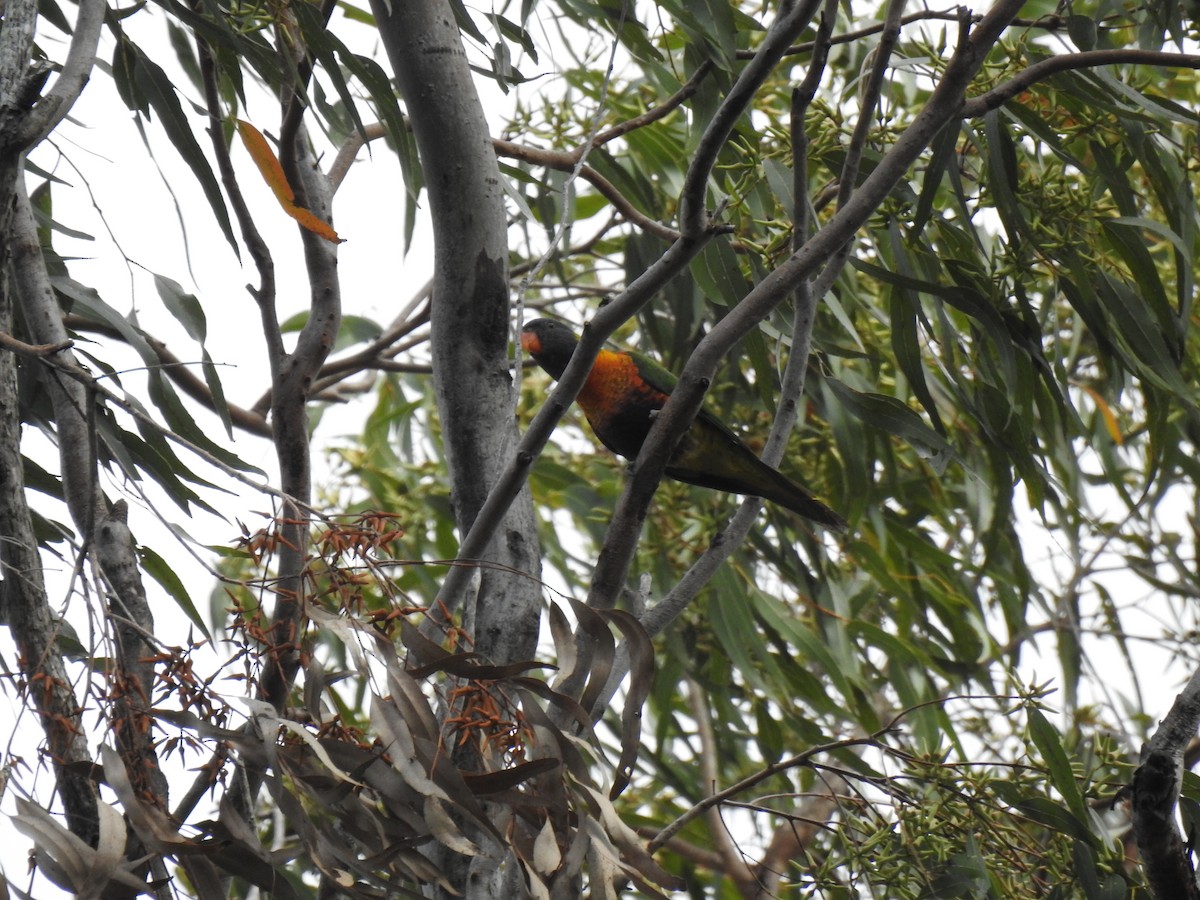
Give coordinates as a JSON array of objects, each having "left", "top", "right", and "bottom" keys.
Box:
[{"left": 576, "top": 351, "right": 668, "bottom": 459}]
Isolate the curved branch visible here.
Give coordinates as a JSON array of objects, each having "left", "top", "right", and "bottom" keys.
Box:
[
  {"left": 961, "top": 48, "right": 1200, "bottom": 117},
  {"left": 62, "top": 315, "right": 271, "bottom": 437},
  {"left": 685, "top": 675, "right": 753, "bottom": 888},
  {"left": 768, "top": 9, "right": 1092, "bottom": 62},
  {"left": 1132, "top": 666, "right": 1200, "bottom": 899},
  {"left": 590, "top": 60, "right": 714, "bottom": 147},
  {"left": 11, "top": 0, "right": 105, "bottom": 150},
  {"left": 259, "top": 132, "right": 342, "bottom": 710},
  {"left": 330, "top": 63, "right": 716, "bottom": 243},
  {"left": 648, "top": 735, "right": 877, "bottom": 855},
  {"left": 329, "top": 122, "right": 387, "bottom": 192},
  {"left": 678, "top": 0, "right": 825, "bottom": 235},
  {"left": 494, "top": 139, "right": 680, "bottom": 241},
  {"left": 589, "top": 0, "right": 1028, "bottom": 614}
]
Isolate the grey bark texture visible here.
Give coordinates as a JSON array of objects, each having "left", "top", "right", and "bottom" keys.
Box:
[
  {"left": 1132, "top": 668, "right": 1200, "bottom": 899},
  {"left": 369, "top": 1, "right": 542, "bottom": 896},
  {"left": 0, "top": 182, "right": 100, "bottom": 846},
  {"left": 9, "top": 178, "right": 171, "bottom": 809},
  {"left": 370, "top": 0, "right": 541, "bottom": 671},
  {"left": 0, "top": 0, "right": 142, "bottom": 844},
  {"left": 260, "top": 129, "right": 342, "bottom": 712}
]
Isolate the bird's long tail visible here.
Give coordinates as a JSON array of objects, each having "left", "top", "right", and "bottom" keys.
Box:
[{"left": 666, "top": 448, "right": 847, "bottom": 531}]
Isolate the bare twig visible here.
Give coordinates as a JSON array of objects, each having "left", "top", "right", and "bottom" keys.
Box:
[
  {"left": 331, "top": 60, "right": 716, "bottom": 241},
  {"left": 766, "top": 8, "right": 1087, "bottom": 62},
  {"left": 495, "top": 139, "right": 680, "bottom": 241},
  {"left": 648, "top": 735, "right": 878, "bottom": 855},
  {"left": 0, "top": 331, "right": 72, "bottom": 356},
  {"left": 685, "top": 676, "right": 755, "bottom": 890}
]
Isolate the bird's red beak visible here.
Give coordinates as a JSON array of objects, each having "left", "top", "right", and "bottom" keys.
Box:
[{"left": 520, "top": 330, "right": 541, "bottom": 354}]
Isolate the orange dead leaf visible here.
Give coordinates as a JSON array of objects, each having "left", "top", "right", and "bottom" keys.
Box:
[
  {"left": 236, "top": 119, "right": 344, "bottom": 244},
  {"left": 1079, "top": 384, "right": 1124, "bottom": 445}
]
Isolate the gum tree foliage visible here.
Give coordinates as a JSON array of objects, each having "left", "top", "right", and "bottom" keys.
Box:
[{"left": 2, "top": 0, "right": 1200, "bottom": 895}]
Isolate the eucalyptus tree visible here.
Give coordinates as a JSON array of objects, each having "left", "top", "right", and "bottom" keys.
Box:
[{"left": 2, "top": 0, "right": 1200, "bottom": 897}]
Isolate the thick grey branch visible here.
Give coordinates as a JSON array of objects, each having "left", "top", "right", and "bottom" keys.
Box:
[
  {"left": 1132, "top": 667, "right": 1200, "bottom": 900},
  {"left": 0, "top": 181, "right": 98, "bottom": 846},
  {"left": 15, "top": 0, "right": 104, "bottom": 148},
  {"left": 373, "top": 0, "right": 543, "bottom": 676},
  {"left": 10, "top": 180, "right": 99, "bottom": 532},
  {"left": 9, "top": 176, "right": 168, "bottom": 817},
  {"left": 259, "top": 131, "right": 341, "bottom": 711}
]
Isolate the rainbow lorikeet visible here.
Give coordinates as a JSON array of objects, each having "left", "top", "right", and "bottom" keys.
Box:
[{"left": 521, "top": 319, "right": 846, "bottom": 531}]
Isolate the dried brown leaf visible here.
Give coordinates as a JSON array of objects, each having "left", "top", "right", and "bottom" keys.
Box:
[{"left": 600, "top": 608, "right": 654, "bottom": 799}]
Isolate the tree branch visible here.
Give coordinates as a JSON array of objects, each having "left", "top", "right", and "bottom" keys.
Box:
[
  {"left": 678, "top": 0, "right": 825, "bottom": 236},
  {"left": 9, "top": 176, "right": 169, "bottom": 826},
  {"left": 373, "top": 0, "right": 544, "bottom": 692},
  {"left": 1131, "top": 666, "right": 1200, "bottom": 900},
  {"left": 0, "top": 195, "right": 98, "bottom": 848},
  {"left": 960, "top": 49, "right": 1200, "bottom": 118},
  {"left": 494, "top": 139, "right": 681, "bottom": 241},
  {"left": 806, "top": 0, "right": 908, "bottom": 306},
  {"left": 685, "top": 675, "right": 754, "bottom": 889},
  {"left": 582, "top": 1, "right": 828, "bottom": 622},
  {"left": 589, "top": 0, "right": 1028, "bottom": 615},
  {"left": 258, "top": 133, "right": 342, "bottom": 712},
  {"left": 648, "top": 735, "right": 876, "bottom": 855},
  {"left": 330, "top": 58, "right": 715, "bottom": 241},
  {"left": 8, "top": 0, "right": 105, "bottom": 151}
]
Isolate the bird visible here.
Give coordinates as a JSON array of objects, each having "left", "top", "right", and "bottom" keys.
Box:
[{"left": 520, "top": 318, "right": 846, "bottom": 531}]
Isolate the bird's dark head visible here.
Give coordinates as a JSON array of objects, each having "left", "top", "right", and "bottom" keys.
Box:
[{"left": 521, "top": 318, "right": 579, "bottom": 379}]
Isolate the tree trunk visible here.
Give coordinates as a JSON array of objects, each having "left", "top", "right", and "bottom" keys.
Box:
[{"left": 371, "top": 1, "right": 542, "bottom": 896}]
